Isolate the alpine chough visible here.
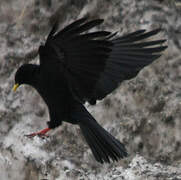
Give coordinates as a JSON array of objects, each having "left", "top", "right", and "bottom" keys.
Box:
[{"left": 13, "top": 17, "right": 167, "bottom": 163}]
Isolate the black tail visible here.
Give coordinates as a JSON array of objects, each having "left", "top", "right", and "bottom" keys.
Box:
[
  {"left": 79, "top": 116, "right": 128, "bottom": 163},
  {"left": 69, "top": 101, "right": 128, "bottom": 163}
]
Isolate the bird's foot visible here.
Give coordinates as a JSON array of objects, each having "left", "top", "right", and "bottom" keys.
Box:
[{"left": 25, "top": 128, "right": 51, "bottom": 138}]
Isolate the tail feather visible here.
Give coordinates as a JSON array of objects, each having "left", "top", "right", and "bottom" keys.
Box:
[
  {"left": 69, "top": 101, "right": 128, "bottom": 163},
  {"left": 80, "top": 123, "right": 110, "bottom": 163},
  {"left": 78, "top": 113, "right": 128, "bottom": 163}
]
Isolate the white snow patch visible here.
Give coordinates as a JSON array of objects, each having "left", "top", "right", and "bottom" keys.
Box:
[
  {"left": 3, "top": 115, "right": 54, "bottom": 162},
  {"left": 61, "top": 159, "right": 75, "bottom": 170}
]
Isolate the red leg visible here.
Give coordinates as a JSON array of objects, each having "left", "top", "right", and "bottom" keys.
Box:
[{"left": 25, "top": 128, "right": 51, "bottom": 138}]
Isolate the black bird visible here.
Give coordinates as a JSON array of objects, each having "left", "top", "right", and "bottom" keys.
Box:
[{"left": 13, "top": 17, "right": 167, "bottom": 163}]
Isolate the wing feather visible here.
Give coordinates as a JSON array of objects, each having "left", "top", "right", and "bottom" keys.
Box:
[{"left": 39, "top": 18, "right": 167, "bottom": 104}]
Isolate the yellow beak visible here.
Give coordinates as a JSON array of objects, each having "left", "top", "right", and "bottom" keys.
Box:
[{"left": 13, "top": 83, "right": 19, "bottom": 92}]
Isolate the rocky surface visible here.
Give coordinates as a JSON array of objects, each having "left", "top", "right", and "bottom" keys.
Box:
[{"left": 0, "top": 0, "right": 181, "bottom": 179}]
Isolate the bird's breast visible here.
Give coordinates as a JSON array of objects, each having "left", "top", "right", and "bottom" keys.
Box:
[{"left": 36, "top": 69, "right": 68, "bottom": 107}]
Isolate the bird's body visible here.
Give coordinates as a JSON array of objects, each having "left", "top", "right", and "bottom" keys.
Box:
[{"left": 14, "top": 17, "right": 167, "bottom": 163}]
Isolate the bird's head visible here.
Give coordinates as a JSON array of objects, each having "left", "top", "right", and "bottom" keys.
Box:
[{"left": 13, "top": 64, "right": 39, "bottom": 92}]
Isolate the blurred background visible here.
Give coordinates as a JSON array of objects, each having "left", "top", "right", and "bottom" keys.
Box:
[{"left": 0, "top": 0, "right": 181, "bottom": 179}]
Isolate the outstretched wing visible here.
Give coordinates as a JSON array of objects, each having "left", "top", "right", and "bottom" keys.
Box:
[
  {"left": 90, "top": 29, "right": 167, "bottom": 103},
  {"left": 39, "top": 18, "right": 113, "bottom": 103},
  {"left": 39, "top": 18, "right": 167, "bottom": 104}
]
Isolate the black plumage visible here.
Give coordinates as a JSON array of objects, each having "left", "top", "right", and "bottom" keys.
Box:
[{"left": 13, "top": 17, "right": 167, "bottom": 163}]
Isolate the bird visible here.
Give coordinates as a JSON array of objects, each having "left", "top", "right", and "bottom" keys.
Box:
[{"left": 13, "top": 17, "right": 167, "bottom": 163}]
